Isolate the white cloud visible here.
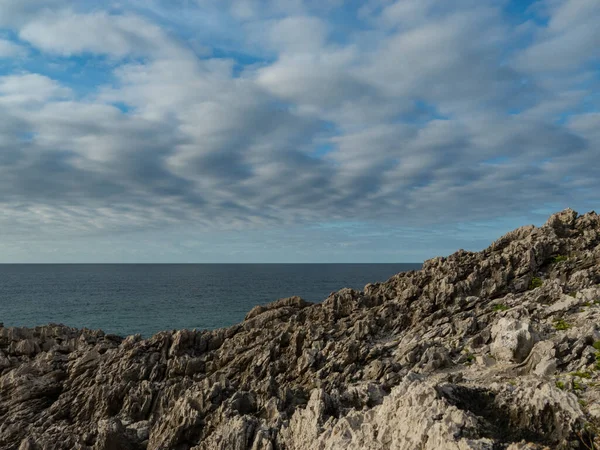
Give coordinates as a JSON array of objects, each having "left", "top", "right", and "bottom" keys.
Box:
[
  {"left": 0, "top": 38, "right": 25, "bottom": 57},
  {"left": 19, "top": 10, "right": 184, "bottom": 57},
  {"left": 362, "top": 6, "right": 521, "bottom": 114},
  {"left": 0, "top": 0, "right": 68, "bottom": 27},
  {"left": 256, "top": 48, "right": 362, "bottom": 109},
  {"left": 515, "top": 0, "right": 600, "bottom": 72},
  {"left": 0, "top": 73, "right": 71, "bottom": 105}
]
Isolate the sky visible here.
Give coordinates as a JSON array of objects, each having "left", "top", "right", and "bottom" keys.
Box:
[{"left": 0, "top": 0, "right": 598, "bottom": 263}]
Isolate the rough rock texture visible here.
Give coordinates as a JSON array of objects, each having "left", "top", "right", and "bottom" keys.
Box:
[{"left": 1, "top": 208, "right": 600, "bottom": 449}]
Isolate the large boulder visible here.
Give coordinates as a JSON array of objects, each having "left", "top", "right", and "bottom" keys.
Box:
[{"left": 490, "top": 318, "right": 536, "bottom": 363}]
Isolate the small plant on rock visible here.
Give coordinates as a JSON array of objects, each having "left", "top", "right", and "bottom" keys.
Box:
[
  {"left": 529, "top": 277, "right": 543, "bottom": 290},
  {"left": 552, "top": 255, "right": 569, "bottom": 264},
  {"left": 554, "top": 319, "right": 571, "bottom": 330},
  {"left": 462, "top": 351, "right": 475, "bottom": 365},
  {"left": 493, "top": 304, "right": 510, "bottom": 312},
  {"left": 556, "top": 380, "right": 566, "bottom": 390},
  {"left": 572, "top": 371, "right": 593, "bottom": 379}
]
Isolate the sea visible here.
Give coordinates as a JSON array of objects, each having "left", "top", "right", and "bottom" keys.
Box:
[{"left": 0, "top": 264, "right": 421, "bottom": 337}]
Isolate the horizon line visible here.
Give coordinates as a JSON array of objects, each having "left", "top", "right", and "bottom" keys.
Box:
[{"left": 0, "top": 262, "right": 424, "bottom": 265}]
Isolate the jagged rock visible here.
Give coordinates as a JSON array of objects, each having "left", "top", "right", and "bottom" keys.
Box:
[
  {"left": 490, "top": 318, "right": 536, "bottom": 363},
  {"left": 475, "top": 355, "right": 496, "bottom": 368},
  {"left": 94, "top": 418, "right": 133, "bottom": 450},
  {"left": 544, "top": 208, "right": 578, "bottom": 237},
  {"left": 245, "top": 296, "right": 311, "bottom": 321},
  {"left": 1, "top": 209, "right": 600, "bottom": 449},
  {"left": 519, "top": 340, "right": 557, "bottom": 377},
  {"left": 494, "top": 381, "right": 584, "bottom": 447}
]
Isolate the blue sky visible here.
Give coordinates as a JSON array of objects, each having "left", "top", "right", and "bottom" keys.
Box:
[{"left": 0, "top": 0, "right": 599, "bottom": 263}]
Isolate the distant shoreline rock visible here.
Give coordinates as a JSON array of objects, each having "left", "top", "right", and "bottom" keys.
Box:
[{"left": 1, "top": 208, "right": 599, "bottom": 449}]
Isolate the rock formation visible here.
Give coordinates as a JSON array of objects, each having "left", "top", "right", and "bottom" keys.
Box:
[{"left": 1, "top": 208, "right": 600, "bottom": 449}]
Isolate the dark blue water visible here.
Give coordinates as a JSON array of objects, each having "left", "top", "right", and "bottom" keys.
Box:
[{"left": 0, "top": 264, "right": 420, "bottom": 337}]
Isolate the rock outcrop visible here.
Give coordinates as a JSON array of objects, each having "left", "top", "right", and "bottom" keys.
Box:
[{"left": 1, "top": 208, "right": 600, "bottom": 449}]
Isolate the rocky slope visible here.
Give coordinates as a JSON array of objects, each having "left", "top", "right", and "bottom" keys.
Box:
[{"left": 2, "top": 209, "right": 600, "bottom": 450}]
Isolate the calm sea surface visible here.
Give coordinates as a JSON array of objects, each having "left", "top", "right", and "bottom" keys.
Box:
[{"left": 0, "top": 264, "right": 421, "bottom": 337}]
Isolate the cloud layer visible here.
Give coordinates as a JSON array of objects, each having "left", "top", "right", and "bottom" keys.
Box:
[{"left": 0, "top": 0, "right": 599, "bottom": 261}]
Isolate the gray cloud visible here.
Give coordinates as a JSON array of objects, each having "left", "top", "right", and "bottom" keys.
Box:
[
  {"left": 0, "top": 0, "right": 69, "bottom": 27},
  {"left": 0, "top": 38, "right": 25, "bottom": 57},
  {"left": 19, "top": 10, "right": 184, "bottom": 57},
  {"left": 0, "top": 0, "right": 598, "bottom": 248},
  {"left": 515, "top": 0, "right": 600, "bottom": 72}
]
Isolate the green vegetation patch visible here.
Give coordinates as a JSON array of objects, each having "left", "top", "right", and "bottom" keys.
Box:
[
  {"left": 571, "top": 371, "right": 593, "bottom": 379},
  {"left": 554, "top": 319, "right": 571, "bottom": 331},
  {"left": 552, "top": 255, "right": 569, "bottom": 264},
  {"left": 593, "top": 342, "right": 600, "bottom": 351},
  {"left": 493, "top": 304, "right": 510, "bottom": 312},
  {"left": 529, "top": 277, "right": 543, "bottom": 290},
  {"left": 556, "top": 381, "right": 566, "bottom": 390},
  {"left": 462, "top": 350, "right": 475, "bottom": 365}
]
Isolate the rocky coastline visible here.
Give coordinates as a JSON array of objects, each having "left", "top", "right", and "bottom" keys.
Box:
[{"left": 1, "top": 208, "right": 600, "bottom": 449}]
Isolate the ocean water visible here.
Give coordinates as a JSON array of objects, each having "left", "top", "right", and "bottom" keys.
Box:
[{"left": 0, "top": 264, "right": 421, "bottom": 337}]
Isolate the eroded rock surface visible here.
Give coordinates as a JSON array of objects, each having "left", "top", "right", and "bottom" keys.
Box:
[{"left": 1, "top": 209, "right": 600, "bottom": 449}]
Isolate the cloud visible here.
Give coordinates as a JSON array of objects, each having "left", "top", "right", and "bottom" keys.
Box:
[
  {"left": 362, "top": 4, "right": 533, "bottom": 115},
  {"left": 0, "top": 0, "right": 68, "bottom": 27},
  {"left": 19, "top": 10, "right": 183, "bottom": 57},
  {"left": 267, "top": 16, "right": 328, "bottom": 52},
  {"left": 515, "top": 0, "right": 600, "bottom": 72},
  {"left": 0, "top": 0, "right": 599, "bottom": 261},
  {"left": 0, "top": 73, "right": 71, "bottom": 105},
  {"left": 0, "top": 38, "right": 25, "bottom": 57}
]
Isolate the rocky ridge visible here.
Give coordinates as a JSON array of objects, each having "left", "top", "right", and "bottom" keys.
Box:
[{"left": 1, "top": 208, "right": 600, "bottom": 449}]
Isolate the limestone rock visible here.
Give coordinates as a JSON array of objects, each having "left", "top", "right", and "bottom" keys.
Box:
[{"left": 490, "top": 318, "right": 536, "bottom": 363}]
